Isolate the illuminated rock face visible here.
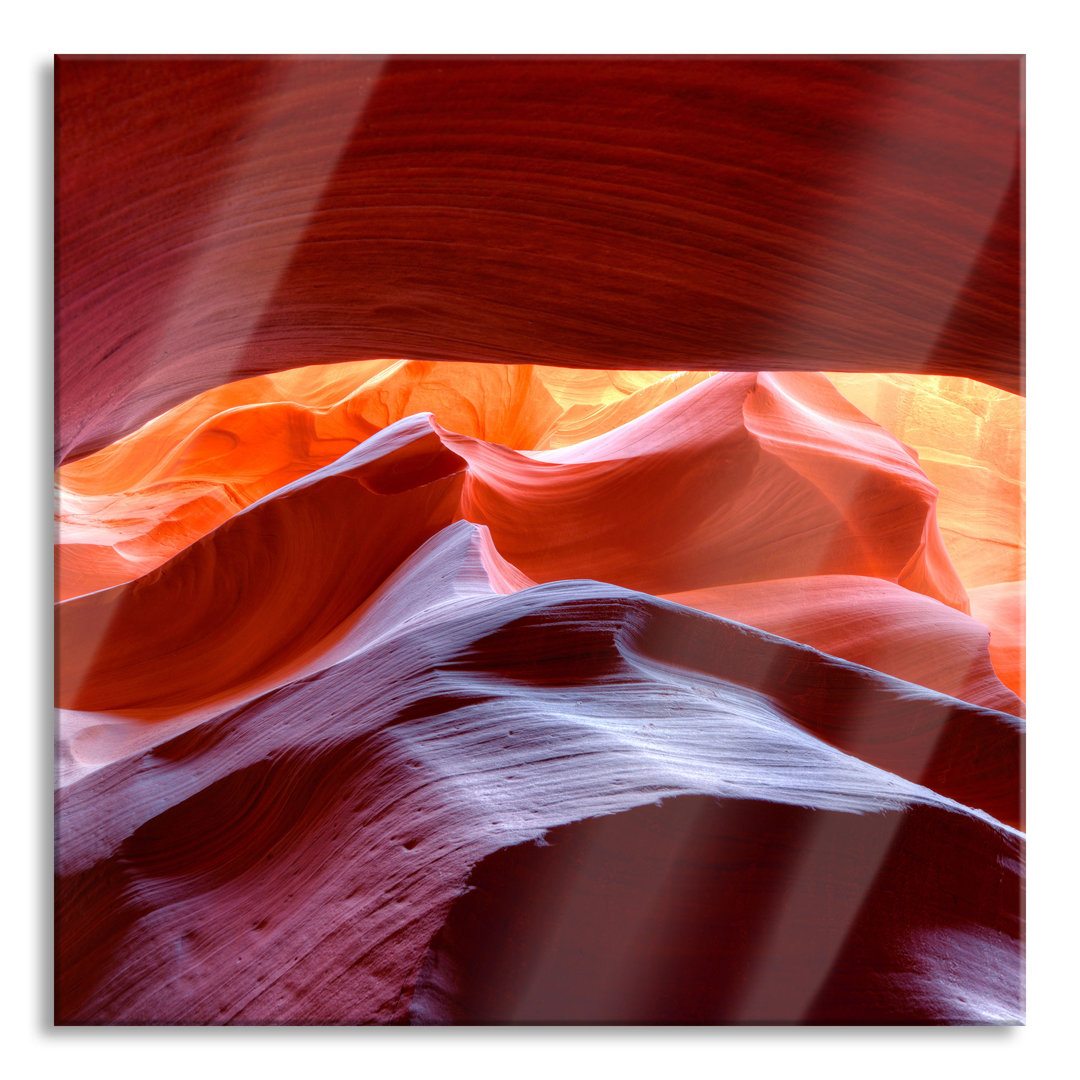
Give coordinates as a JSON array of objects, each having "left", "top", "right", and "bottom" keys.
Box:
[
  {"left": 826, "top": 373, "right": 1026, "bottom": 591},
  {"left": 54, "top": 57, "right": 1024, "bottom": 1026}
]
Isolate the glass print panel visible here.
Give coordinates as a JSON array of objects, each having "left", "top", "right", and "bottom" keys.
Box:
[{"left": 54, "top": 56, "right": 1024, "bottom": 1025}]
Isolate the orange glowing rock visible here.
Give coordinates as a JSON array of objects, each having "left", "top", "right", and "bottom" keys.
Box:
[
  {"left": 55, "top": 360, "right": 707, "bottom": 600},
  {"left": 826, "top": 372, "right": 1025, "bottom": 697},
  {"left": 57, "top": 363, "right": 1027, "bottom": 718},
  {"left": 57, "top": 368, "right": 996, "bottom": 722},
  {"left": 826, "top": 373, "right": 1025, "bottom": 590}
]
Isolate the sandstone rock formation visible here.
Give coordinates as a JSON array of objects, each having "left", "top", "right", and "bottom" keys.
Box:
[{"left": 55, "top": 56, "right": 1024, "bottom": 1026}]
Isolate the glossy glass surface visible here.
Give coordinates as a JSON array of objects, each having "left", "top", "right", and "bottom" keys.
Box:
[{"left": 54, "top": 56, "right": 1024, "bottom": 1026}]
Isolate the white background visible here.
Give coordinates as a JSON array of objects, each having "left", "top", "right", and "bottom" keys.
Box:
[{"left": 9, "top": 3, "right": 1075, "bottom": 1076}]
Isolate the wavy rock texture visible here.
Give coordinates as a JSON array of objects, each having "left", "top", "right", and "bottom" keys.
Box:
[
  {"left": 411, "top": 797, "right": 1021, "bottom": 1025},
  {"left": 55, "top": 357, "right": 1025, "bottom": 1025},
  {"left": 56, "top": 370, "right": 981, "bottom": 714},
  {"left": 57, "top": 524, "right": 1023, "bottom": 1024},
  {"left": 56, "top": 366, "right": 965, "bottom": 605},
  {"left": 823, "top": 372, "right": 1025, "bottom": 700},
  {"left": 55, "top": 57, "right": 1021, "bottom": 464},
  {"left": 55, "top": 57, "right": 1024, "bottom": 1026}
]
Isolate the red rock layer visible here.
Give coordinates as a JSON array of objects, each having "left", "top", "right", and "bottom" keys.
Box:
[
  {"left": 448, "top": 372, "right": 966, "bottom": 607},
  {"left": 56, "top": 358, "right": 1025, "bottom": 712},
  {"left": 56, "top": 57, "right": 1021, "bottom": 464}
]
